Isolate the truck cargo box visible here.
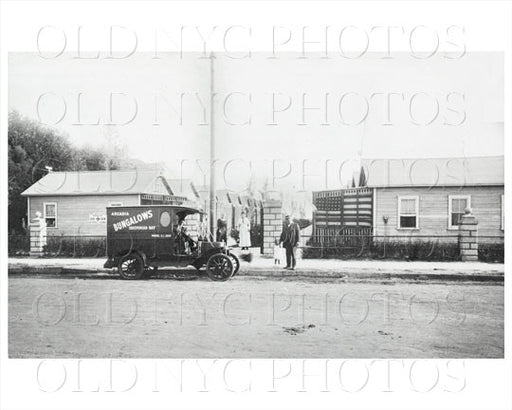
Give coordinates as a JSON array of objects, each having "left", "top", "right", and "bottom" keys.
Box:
[{"left": 106, "top": 205, "right": 199, "bottom": 260}]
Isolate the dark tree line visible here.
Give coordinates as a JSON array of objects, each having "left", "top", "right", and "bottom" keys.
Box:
[{"left": 8, "top": 111, "right": 121, "bottom": 233}]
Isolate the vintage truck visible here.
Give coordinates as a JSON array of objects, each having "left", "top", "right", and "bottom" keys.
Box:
[{"left": 103, "top": 205, "right": 239, "bottom": 281}]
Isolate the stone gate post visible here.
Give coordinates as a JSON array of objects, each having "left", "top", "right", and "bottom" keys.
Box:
[
  {"left": 29, "top": 211, "right": 47, "bottom": 257},
  {"left": 262, "top": 200, "right": 283, "bottom": 256},
  {"left": 459, "top": 208, "right": 478, "bottom": 261}
]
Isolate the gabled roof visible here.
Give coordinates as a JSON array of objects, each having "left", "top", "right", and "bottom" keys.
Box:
[
  {"left": 360, "top": 156, "right": 504, "bottom": 188},
  {"left": 21, "top": 169, "right": 173, "bottom": 197},
  {"left": 193, "top": 186, "right": 263, "bottom": 206},
  {"left": 165, "top": 178, "right": 196, "bottom": 198}
]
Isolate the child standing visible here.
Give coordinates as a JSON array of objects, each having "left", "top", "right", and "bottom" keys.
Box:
[{"left": 273, "top": 238, "right": 283, "bottom": 265}]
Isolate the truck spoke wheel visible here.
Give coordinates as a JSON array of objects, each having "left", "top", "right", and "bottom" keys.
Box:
[
  {"left": 118, "top": 253, "right": 144, "bottom": 280},
  {"left": 206, "top": 254, "right": 234, "bottom": 281}
]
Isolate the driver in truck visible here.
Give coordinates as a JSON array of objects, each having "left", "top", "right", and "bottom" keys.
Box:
[{"left": 173, "top": 214, "right": 197, "bottom": 254}]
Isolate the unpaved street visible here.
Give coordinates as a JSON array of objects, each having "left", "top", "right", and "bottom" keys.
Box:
[{"left": 9, "top": 274, "right": 504, "bottom": 358}]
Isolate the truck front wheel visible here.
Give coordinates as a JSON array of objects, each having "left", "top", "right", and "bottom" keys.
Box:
[
  {"left": 206, "top": 254, "right": 234, "bottom": 281},
  {"left": 118, "top": 253, "right": 145, "bottom": 280}
]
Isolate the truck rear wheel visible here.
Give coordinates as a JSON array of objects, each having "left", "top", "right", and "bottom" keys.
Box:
[
  {"left": 206, "top": 254, "right": 234, "bottom": 281},
  {"left": 118, "top": 253, "right": 145, "bottom": 280}
]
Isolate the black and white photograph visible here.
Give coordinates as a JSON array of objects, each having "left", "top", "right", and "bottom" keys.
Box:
[{"left": 0, "top": 1, "right": 511, "bottom": 410}]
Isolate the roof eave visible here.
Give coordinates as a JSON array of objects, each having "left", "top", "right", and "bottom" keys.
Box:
[
  {"left": 21, "top": 192, "right": 144, "bottom": 197},
  {"left": 369, "top": 183, "right": 504, "bottom": 189}
]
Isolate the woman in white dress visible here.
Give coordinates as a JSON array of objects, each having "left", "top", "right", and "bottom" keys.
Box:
[{"left": 238, "top": 211, "right": 251, "bottom": 250}]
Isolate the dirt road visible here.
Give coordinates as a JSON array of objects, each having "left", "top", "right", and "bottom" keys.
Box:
[{"left": 8, "top": 274, "right": 504, "bottom": 358}]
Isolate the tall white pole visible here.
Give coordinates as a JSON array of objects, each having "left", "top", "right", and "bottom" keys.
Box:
[{"left": 209, "top": 54, "right": 216, "bottom": 238}]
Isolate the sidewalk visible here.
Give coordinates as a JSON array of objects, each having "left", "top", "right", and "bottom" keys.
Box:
[{"left": 8, "top": 253, "right": 504, "bottom": 282}]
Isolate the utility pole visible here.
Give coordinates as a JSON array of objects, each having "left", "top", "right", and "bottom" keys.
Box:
[{"left": 209, "top": 54, "right": 216, "bottom": 238}]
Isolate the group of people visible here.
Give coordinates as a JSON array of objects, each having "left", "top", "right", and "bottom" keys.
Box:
[
  {"left": 216, "top": 211, "right": 252, "bottom": 250},
  {"left": 218, "top": 211, "right": 301, "bottom": 270},
  {"left": 182, "top": 210, "right": 302, "bottom": 270}
]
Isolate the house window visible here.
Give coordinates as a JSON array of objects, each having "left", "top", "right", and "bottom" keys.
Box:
[
  {"left": 448, "top": 195, "right": 471, "bottom": 229},
  {"left": 109, "top": 201, "right": 123, "bottom": 207},
  {"left": 398, "top": 196, "right": 419, "bottom": 229},
  {"left": 44, "top": 202, "right": 57, "bottom": 228}
]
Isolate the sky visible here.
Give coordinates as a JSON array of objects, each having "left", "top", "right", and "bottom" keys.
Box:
[{"left": 8, "top": 52, "right": 504, "bottom": 192}]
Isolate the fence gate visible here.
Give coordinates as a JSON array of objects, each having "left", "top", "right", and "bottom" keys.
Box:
[{"left": 312, "top": 188, "right": 373, "bottom": 246}]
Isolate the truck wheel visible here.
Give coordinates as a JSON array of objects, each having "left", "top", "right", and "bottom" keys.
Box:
[
  {"left": 118, "top": 253, "right": 144, "bottom": 280},
  {"left": 206, "top": 254, "right": 234, "bottom": 281},
  {"left": 229, "top": 254, "right": 240, "bottom": 276}
]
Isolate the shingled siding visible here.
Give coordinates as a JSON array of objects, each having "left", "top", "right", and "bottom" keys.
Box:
[
  {"left": 29, "top": 195, "right": 140, "bottom": 236},
  {"left": 374, "top": 186, "right": 504, "bottom": 243}
]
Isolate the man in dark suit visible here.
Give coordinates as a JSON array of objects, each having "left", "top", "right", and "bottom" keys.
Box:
[
  {"left": 279, "top": 215, "right": 300, "bottom": 270},
  {"left": 216, "top": 214, "right": 227, "bottom": 242}
]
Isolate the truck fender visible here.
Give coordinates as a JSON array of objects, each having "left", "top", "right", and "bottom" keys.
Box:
[{"left": 118, "top": 249, "right": 148, "bottom": 267}]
